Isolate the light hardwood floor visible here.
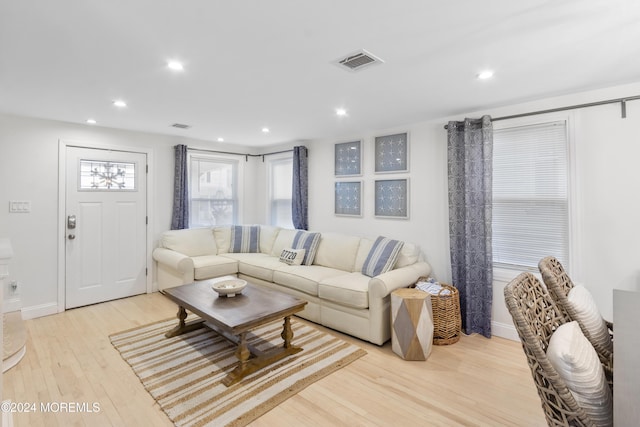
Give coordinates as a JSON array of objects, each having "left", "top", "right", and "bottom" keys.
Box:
[{"left": 3, "top": 292, "right": 546, "bottom": 426}]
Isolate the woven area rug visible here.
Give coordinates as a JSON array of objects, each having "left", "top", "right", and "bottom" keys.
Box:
[{"left": 110, "top": 317, "right": 366, "bottom": 427}]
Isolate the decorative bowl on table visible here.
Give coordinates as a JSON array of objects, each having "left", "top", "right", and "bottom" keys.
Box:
[{"left": 211, "top": 279, "right": 247, "bottom": 297}]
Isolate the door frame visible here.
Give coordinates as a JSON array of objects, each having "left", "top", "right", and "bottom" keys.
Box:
[{"left": 57, "top": 139, "right": 155, "bottom": 313}]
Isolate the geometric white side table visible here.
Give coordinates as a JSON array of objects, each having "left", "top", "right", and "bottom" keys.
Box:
[{"left": 391, "top": 288, "right": 434, "bottom": 361}]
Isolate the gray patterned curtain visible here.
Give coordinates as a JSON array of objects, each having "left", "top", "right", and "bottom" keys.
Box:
[
  {"left": 447, "top": 116, "right": 493, "bottom": 337},
  {"left": 292, "top": 146, "right": 308, "bottom": 230},
  {"left": 171, "top": 144, "right": 189, "bottom": 230}
]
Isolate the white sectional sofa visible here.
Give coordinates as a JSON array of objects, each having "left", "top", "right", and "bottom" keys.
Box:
[{"left": 152, "top": 225, "right": 431, "bottom": 345}]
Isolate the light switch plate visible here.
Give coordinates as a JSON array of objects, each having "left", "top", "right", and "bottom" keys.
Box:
[{"left": 9, "top": 200, "right": 31, "bottom": 213}]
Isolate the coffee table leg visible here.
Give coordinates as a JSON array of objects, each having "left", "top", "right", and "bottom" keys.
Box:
[
  {"left": 236, "top": 332, "right": 250, "bottom": 371},
  {"left": 165, "top": 306, "right": 205, "bottom": 338},
  {"left": 281, "top": 316, "right": 294, "bottom": 349},
  {"left": 221, "top": 317, "right": 303, "bottom": 387}
]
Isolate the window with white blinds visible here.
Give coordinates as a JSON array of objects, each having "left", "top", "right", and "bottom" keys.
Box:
[
  {"left": 268, "top": 156, "right": 294, "bottom": 229},
  {"left": 189, "top": 155, "right": 238, "bottom": 227},
  {"left": 492, "top": 120, "right": 569, "bottom": 270}
]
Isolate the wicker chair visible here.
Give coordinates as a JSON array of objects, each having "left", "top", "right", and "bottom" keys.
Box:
[
  {"left": 504, "top": 272, "right": 597, "bottom": 426},
  {"left": 538, "top": 256, "right": 614, "bottom": 377}
]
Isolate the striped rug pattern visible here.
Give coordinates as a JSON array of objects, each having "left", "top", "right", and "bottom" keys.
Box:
[{"left": 110, "top": 317, "right": 366, "bottom": 427}]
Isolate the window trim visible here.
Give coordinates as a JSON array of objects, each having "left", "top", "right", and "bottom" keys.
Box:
[{"left": 491, "top": 112, "right": 580, "bottom": 280}]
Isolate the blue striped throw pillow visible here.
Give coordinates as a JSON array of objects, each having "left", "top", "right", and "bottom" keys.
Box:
[
  {"left": 292, "top": 231, "right": 321, "bottom": 266},
  {"left": 362, "top": 236, "right": 404, "bottom": 277},
  {"left": 229, "top": 225, "right": 260, "bottom": 253}
]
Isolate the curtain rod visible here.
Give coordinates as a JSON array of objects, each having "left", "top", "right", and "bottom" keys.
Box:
[
  {"left": 443, "top": 94, "right": 640, "bottom": 129},
  {"left": 187, "top": 147, "right": 294, "bottom": 161}
]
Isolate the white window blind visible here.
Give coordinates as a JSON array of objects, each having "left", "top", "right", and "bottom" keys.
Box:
[
  {"left": 492, "top": 120, "right": 569, "bottom": 270},
  {"left": 269, "top": 157, "right": 294, "bottom": 228}
]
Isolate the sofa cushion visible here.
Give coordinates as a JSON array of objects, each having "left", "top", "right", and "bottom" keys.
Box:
[
  {"left": 362, "top": 236, "right": 404, "bottom": 277},
  {"left": 279, "top": 248, "right": 306, "bottom": 266},
  {"left": 270, "top": 229, "right": 298, "bottom": 257},
  {"left": 213, "top": 226, "right": 231, "bottom": 254},
  {"left": 314, "top": 232, "right": 361, "bottom": 272},
  {"left": 354, "top": 238, "right": 374, "bottom": 272},
  {"left": 396, "top": 242, "right": 421, "bottom": 268},
  {"left": 319, "top": 273, "right": 370, "bottom": 309},
  {"left": 259, "top": 225, "right": 281, "bottom": 254},
  {"left": 229, "top": 225, "right": 260, "bottom": 253},
  {"left": 292, "top": 231, "right": 321, "bottom": 266},
  {"left": 546, "top": 321, "right": 613, "bottom": 426},
  {"left": 273, "top": 265, "right": 344, "bottom": 297},
  {"left": 221, "top": 253, "right": 282, "bottom": 282},
  {"left": 192, "top": 255, "right": 238, "bottom": 280},
  {"left": 161, "top": 228, "right": 217, "bottom": 257}
]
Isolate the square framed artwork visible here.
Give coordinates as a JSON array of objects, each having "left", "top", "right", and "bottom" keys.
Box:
[
  {"left": 374, "top": 178, "right": 409, "bottom": 219},
  {"left": 335, "top": 181, "right": 362, "bottom": 217},
  {"left": 335, "top": 140, "right": 362, "bottom": 176},
  {"left": 374, "top": 132, "right": 408, "bottom": 173}
]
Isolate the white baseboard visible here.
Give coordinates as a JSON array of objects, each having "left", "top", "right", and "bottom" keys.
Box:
[
  {"left": 21, "top": 302, "right": 58, "bottom": 320},
  {"left": 491, "top": 321, "right": 520, "bottom": 342},
  {"left": 3, "top": 297, "right": 21, "bottom": 313}
]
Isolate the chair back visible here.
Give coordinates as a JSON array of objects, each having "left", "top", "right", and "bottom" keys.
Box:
[
  {"left": 504, "top": 272, "right": 594, "bottom": 426},
  {"left": 538, "top": 256, "right": 613, "bottom": 370}
]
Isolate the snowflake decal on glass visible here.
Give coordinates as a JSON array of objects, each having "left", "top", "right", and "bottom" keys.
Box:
[
  {"left": 375, "top": 133, "right": 408, "bottom": 173},
  {"left": 335, "top": 181, "right": 362, "bottom": 216},
  {"left": 79, "top": 160, "right": 136, "bottom": 190},
  {"left": 375, "top": 179, "right": 408, "bottom": 218},
  {"left": 335, "top": 141, "right": 361, "bottom": 176}
]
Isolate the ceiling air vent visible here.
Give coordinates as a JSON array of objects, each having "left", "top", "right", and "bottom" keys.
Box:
[
  {"left": 171, "top": 123, "right": 191, "bottom": 129},
  {"left": 334, "top": 49, "right": 384, "bottom": 72}
]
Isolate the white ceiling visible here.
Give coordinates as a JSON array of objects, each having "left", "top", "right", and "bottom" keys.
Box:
[{"left": 1, "top": 1, "right": 640, "bottom": 147}]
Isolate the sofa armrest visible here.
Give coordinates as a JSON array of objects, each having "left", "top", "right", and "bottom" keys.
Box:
[
  {"left": 368, "top": 261, "right": 432, "bottom": 299},
  {"left": 153, "top": 247, "right": 194, "bottom": 273}
]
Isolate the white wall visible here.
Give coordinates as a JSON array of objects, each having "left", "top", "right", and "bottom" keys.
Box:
[{"left": 0, "top": 114, "right": 257, "bottom": 318}]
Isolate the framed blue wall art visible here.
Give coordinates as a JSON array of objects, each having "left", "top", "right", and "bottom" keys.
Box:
[
  {"left": 335, "top": 181, "right": 362, "bottom": 217},
  {"left": 335, "top": 140, "right": 362, "bottom": 176},
  {"left": 374, "top": 132, "right": 408, "bottom": 173},
  {"left": 374, "top": 178, "right": 409, "bottom": 219}
]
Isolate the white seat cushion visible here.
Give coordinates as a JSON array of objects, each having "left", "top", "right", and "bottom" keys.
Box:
[
  {"left": 546, "top": 321, "right": 613, "bottom": 427},
  {"left": 192, "top": 255, "right": 238, "bottom": 280},
  {"left": 273, "top": 265, "right": 344, "bottom": 297},
  {"left": 567, "top": 285, "right": 613, "bottom": 354},
  {"left": 319, "top": 273, "right": 369, "bottom": 309},
  {"left": 221, "top": 253, "right": 283, "bottom": 282}
]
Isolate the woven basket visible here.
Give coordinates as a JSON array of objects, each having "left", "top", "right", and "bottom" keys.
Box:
[{"left": 414, "top": 277, "right": 462, "bottom": 345}]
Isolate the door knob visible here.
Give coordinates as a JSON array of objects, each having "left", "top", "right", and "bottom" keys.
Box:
[{"left": 68, "top": 234, "right": 76, "bottom": 240}]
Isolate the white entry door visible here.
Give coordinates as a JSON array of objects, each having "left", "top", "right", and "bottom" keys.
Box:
[{"left": 65, "top": 146, "right": 147, "bottom": 309}]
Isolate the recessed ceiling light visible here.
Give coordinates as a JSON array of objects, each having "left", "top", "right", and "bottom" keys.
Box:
[
  {"left": 86, "top": 118, "right": 97, "bottom": 124},
  {"left": 262, "top": 127, "right": 270, "bottom": 133},
  {"left": 167, "top": 61, "right": 184, "bottom": 71},
  {"left": 336, "top": 108, "right": 347, "bottom": 117},
  {"left": 477, "top": 70, "right": 494, "bottom": 80},
  {"left": 113, "top": 100, "right": 127, "bottom": 108},
  {"left": 217, "top": 137, "right": 224, "bottom": 142}
]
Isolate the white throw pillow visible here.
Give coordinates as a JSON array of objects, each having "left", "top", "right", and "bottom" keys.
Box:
[
  {"left": 279, "top": 248, "right": 306, "bottom": 266},
  {"left": 546, "top": 321, "right": 613, "bottom": 427},
  {"left": 567, "top": 285, "right": 613, "bottom": 354}
]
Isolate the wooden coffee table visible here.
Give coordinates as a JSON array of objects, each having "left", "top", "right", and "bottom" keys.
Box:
[{"left": 162, "top": 276, "right": 307, "bottom": 387}]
